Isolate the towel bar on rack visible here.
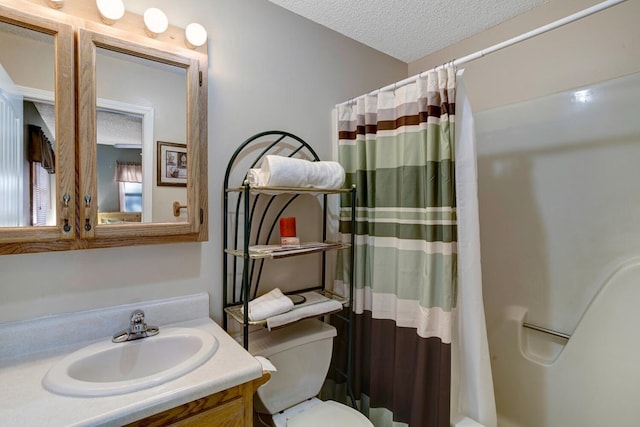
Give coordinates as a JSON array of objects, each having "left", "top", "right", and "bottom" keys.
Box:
[{"left": 523, "top": 322, "right": 571, "bottom": 340}]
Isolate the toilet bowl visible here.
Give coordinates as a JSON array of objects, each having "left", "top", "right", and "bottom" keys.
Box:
[
  {"left": 271, "top": 397, "right": 371, "bottom": 427},
  {"left": 247, "top": 318, "right": 372, "bottom": 427}
]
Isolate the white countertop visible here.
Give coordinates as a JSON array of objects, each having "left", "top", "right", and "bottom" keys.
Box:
[{"left": 0, "top": 294, "right": 263, "bottom": 426}]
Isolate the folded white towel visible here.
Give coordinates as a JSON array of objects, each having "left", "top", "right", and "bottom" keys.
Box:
[
  {"left": 266, "top": 291, "right": 343, "bottom": 330},
  {"left": 240, "top": 288, "right": 294, "bottom": 321},
  {"left": 248, "top": 155, "right": 345, "bottom": 189}
]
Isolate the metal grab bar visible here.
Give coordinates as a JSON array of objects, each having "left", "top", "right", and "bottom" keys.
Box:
[{"left": 523, "top": 322, "right": 571, "bottom": 340}]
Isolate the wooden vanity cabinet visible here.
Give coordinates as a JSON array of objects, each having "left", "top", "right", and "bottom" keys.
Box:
[{"left": 125, "top": 374, "right": 269, "bottom": 427}]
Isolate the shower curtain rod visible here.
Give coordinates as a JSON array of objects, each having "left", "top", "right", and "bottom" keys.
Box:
[{"left": 336, "top": 0, "right": 626, "bottom": 107}]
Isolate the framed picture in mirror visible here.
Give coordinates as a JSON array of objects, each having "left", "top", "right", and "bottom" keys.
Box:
[{"left": 157, "top": 141, "right": 187, "bottom": 187}]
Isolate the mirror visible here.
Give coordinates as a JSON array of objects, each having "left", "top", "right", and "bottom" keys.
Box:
[
  {"left": 95, "top": 47, "right": 187, "bottom": 225},
  {"left": 77, "top": 28, "right": 205, "bottom": 241},
  {"left": 0, "top": 2, "right": 207, "bottom": 252},
  {"left": 0, "top": 20, "right": 56, "bottom": 228}
]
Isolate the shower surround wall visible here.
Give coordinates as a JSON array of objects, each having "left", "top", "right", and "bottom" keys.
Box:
[
  {"left": 474, "top": 72, "right": 640, "bottom": 426},
  {"left": 407, "top": 1, "right": 639, "bottom": 424}
]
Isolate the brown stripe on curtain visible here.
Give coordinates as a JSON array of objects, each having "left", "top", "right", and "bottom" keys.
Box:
[
  {"left": 330, "top": 309, "right": 451, "bottom": 427},
  {"left": 339, "top": 130, "right": 358, "bottom": 140},
  {"left": 356, "top": 124, "right": 379, "bottom": 135}
]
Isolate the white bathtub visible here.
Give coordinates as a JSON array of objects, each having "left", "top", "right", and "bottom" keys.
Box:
[{"left": 489, "top": 259, "right": 640, "bottom": 426}]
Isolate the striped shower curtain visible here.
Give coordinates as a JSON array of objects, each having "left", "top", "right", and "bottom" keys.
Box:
[{"left": 336, "top": 67, "right": 457, "bottom": 427}]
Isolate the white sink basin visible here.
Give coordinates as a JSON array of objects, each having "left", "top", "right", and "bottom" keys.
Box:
[{"left": 43, "top": 327, "right": 218, "bottom": 397}]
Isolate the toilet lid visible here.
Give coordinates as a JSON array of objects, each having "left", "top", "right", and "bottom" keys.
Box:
[{"left": 287, "top": 401, "right": 373, "bottom": 427}]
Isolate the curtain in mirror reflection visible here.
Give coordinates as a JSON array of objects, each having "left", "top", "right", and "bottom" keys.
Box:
[{"left": 28, "top": 125, "right": 56, "bottom": 226}]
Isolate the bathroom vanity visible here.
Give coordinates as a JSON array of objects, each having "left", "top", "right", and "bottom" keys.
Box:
[
  {"left": 0, "top": 294, "right": 265, "bottom": 426},
  {"left": 125, "top": 377, "right": 268, "bottom": 426}
]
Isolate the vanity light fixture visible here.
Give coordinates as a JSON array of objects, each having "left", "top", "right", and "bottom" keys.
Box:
[
  {"left": 45, "top": 0, "right": 64, "bottom": 9},
  {"left": 185, "top": 23, "right": 207, "bottom": 49},
  {"left": 96, "top": 0, "right": 125, "bottom": 25},
  {"left": 143, "top": 8, "right": 168, "bottom": 38},
  {"left": 92, "top": 2, "right": 206, "bottom": 47}
]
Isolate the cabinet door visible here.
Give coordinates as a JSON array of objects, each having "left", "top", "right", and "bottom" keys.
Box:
[
  {"left": 0, "top": 3, "right": 76, "bottom": 252},
  {"left": 170, "top": 398, "right": 244, "bottom": 427},
  {"left": 124, "top": 382, "right": 259, "bottom": 427},
  {"left": 77, "top": 27, "right": 207, "bottom": 247}
]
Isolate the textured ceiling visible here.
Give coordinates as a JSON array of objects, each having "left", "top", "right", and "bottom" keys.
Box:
[
  {"left": 33, "top": 102, "right": 142, "bottom": 147},
  {"left": 267, "top": 0, "right": 548, "bottom": 63}
]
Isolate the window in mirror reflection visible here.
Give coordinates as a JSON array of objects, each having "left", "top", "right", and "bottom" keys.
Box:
[
  {"left": 0, "top": 21, "right": 55, "bottom": 227},
  {"left": 121, "top": 182, "right": 142, "bottom": 212}
]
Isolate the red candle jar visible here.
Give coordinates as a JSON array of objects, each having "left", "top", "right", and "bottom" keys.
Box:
[{"left": 279, "top": 217, "right": 300, "bottom": 247}]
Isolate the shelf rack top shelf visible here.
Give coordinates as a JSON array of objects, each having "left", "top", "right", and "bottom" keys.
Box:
[{"left": 226, "top": 185, "right": 355, "bottom": 195}]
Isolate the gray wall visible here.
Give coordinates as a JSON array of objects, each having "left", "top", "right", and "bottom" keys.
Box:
[{"left": 0, "top": 0, "right": 406, "bottom": 324}]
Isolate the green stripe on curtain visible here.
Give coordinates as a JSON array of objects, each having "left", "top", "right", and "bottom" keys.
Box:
[
  {"left": 341, "top": 163, "right": 456, "bottom": 209},
  {"left": 336, "top": 244, "right": 456, "bottom": 310},
  {"left": 338, "top": 126, "right": 454, "bottom": 172},
  {"left": 338, "top": 221, "right": 457, "bottom": 242}
]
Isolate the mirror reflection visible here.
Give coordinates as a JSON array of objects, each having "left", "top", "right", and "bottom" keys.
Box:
[
  {"left": 95, "top": 47, "right": 187, "bottom": 224},
  {"left": 0, "top": 21, "right": 55, "bottom": 228}
]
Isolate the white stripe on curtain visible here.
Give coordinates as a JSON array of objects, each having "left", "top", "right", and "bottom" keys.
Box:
[
  {"left": 355, "top": 218, "right": 457, "bottom": 225},
  {"left": 340, "top": 234, "right": 458, "bottom": 254},
  {"left": 349, "top": 207, "right": 457, "bottom": 213},
  {"left": 351, "top": 287, "right": 453, "bottom": 343}
]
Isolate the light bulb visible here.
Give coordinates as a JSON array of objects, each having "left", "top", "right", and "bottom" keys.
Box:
[
  {"left": 143, "top": 8, "right": 168, "bottom": 38},
  {"left": 96, "top": 0, "right": 125, "bottom": 25},
  {"left": 185, "top": 23, "right": 207, "bottom": 49}
]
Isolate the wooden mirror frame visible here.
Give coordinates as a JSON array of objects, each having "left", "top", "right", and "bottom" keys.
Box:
[
  {"left": 0, "top": 3, "right": 76, "bottom": 252},
  {"left": 0, "top": 1, "right": 208, "bottom": 254},
  {"left": 77, "top": 28, "right": 207, "bottom": 245}
]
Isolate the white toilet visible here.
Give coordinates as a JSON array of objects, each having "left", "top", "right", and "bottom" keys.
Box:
[{"left": 248, "top": 318, "right": 373, "bottom": 427}]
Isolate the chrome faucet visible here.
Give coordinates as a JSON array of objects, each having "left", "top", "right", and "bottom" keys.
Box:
[{"left": 112, "top": 309, "right": 159, "bottom": 343}]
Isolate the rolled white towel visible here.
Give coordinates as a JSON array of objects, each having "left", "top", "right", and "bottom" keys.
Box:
[
  {"left": 251, "top": 155, "right": 345, "bottom": 189},
  {"left": 247, "top": 168, "right": 267, "bottom": 187},
  {"left": 240, "top": 288, "right": 294, "bottom": 321}
]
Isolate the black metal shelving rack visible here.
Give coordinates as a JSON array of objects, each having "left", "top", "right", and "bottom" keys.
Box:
[{"left": 222, "top": 130, "right": 357, "bottom": 407}]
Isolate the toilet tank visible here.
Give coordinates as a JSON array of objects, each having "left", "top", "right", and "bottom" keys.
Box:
[{"left": 248, "top": 318, "right": 337, "bottom": 414}]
